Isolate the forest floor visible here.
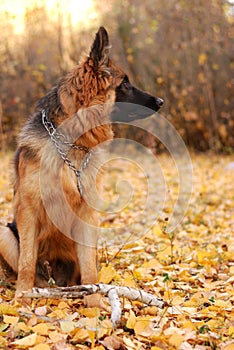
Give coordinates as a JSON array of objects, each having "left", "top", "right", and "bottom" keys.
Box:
[{"left": 0, "top": 151, "right": 233, "bottom": 350}]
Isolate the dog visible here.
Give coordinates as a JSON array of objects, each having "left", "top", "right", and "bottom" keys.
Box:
[{"left": 0, "top": 27, "right": 163, "bottom": 305}]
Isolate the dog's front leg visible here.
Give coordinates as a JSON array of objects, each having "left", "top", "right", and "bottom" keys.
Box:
[
  {"left": 75, "top": 229, "right": 98, "bottom": 286},
  {"left": 15, "top": 214, "right": 38, "bottom": 299},
  {"left": 73, "top": 218, "right": 105, "bottom": 308}
]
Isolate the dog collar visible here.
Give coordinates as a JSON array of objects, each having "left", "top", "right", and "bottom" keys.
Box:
[{"left": 41, "top": 109, "right": 92, "bottom": 197}]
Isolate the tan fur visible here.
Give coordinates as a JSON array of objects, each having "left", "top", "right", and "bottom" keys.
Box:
[
  {"left": 0, "top": 28, "right": 124, "bottom": 305},
  {"left": 0, "top": 27, "right": 164, "bottom": 308},
  {"left": 0, "top": 225, "right": 19, "bottom": 273}
]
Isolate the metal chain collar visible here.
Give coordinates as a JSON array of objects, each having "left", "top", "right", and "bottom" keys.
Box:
[{"left": 41, "top": 109, "right": 92, "bottom": 196}]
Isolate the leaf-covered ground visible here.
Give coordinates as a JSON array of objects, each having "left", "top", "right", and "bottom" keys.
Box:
[{"left": 0, "top": 151, "right": 234, "bottom": 350}]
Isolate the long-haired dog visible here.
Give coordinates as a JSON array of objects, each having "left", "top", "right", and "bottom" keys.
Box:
[{"left": 0, "top": 27, "right": 163, "bottom": 305}]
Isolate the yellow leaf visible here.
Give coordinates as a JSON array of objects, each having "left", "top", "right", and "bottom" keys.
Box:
[
  {"left": 79, "top": 307, "right": 100, "bottom": 318},
  {"left": 168, "top": 333, "right": 184, "bottom": 347},
  {"left": 98, "top": 264, "right": 117, "bottom": 283},
  {"left": 127, "top": 54, "right": 134, "bottom": 64},
  {"left": 48, "top": 309, "right": 66, "bottom": 319},
  {"left": 144, "top": 306, "right": 159, "bottom": 316},
  {"left": 133, "top": 269, "right": 143, "bottom": 280},
  {"left": 58, "top": 301, "right": 70, "bottom": 309},
  {"left": 17, "top": 322, "right": 29, "bottom": 332},
  {"left": 31, "top": 344, "right": 50, "bottom": 350},
  {"left": 97, "top": 319, "right": 112, "bottom": 338},
  {"left": 3, "top": 315, "right": 19, "bottom": 325},
  {"left": 126, "top": 310, "right": 136, "bottom": 329},
  {"left": 224, "top": 345, "right": 234, "bottom": 350},
  {"left": 123, "top": 335, "right": 136, "bottom": 348},
  {"left": 59, "top": 320, "right": 75, "bottom": 333},
  {"left": 0, "top": 304, "right": 18, "bottom": 315},
  {"left": 183, "top": 320, "right": 196, "bottom": 330},
  {"left": 87, "top": 329, "right": 96, "bottom": 348},
  {"left": 134, "top": 316, "right": 153, "bottom": 337},
  {"left": 198, "top": 72, "right": 205, "bottom": 83},
  {"left": 229, "top": 326, "right": 234, "bottom": 336},
  {"left": 171, "top": 295, "right": 184, "bottom": 306},
  {"left": 212, "top": 63, "right": 219, "bottom": 70},
  {"left": 12, "top": 333, "right": 37, "bottom": 346},
  {"left": 143, "top": 258, "right": 162, "bottom": 269},
  {"left": 199, "top": 53, "right": 207, "bottom": 65},
  {"left": 153, "top": 225, "right": 163, "bottom": 237},
  {"left": 215, "top": 299, "right": 229, "bottom": 308},
  {"left": 206, "top": 319, "right": 219, "bottom": 330},
  {"left": 156, "top": 77, "right": 164, "bottom": 85},
  {"left": 123, "top": 275, "right": 137, "bottom": 288},
  {"left": 31, "top": 323, "right": 49, "bottom": 335},
  {"left": 49, "top": 330, "right": 66, "bottom": 342},
  {"left": 157, "top": 246, "right": 172, "bottom": 262},
  {"left": 71, "top": 328, "right": 89, "bottom": 342},
  {"left": 0, "top": 336, "right": 7, "bottom": 348}
]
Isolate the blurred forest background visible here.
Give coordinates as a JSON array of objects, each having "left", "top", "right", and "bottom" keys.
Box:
[{"left": 0, "top": 0, "right": 233, "bottom": 152}]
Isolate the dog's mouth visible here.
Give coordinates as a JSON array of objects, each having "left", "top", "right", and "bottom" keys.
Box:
[{"left": 111, "top": 101, "right": 163, "bottom": 122}]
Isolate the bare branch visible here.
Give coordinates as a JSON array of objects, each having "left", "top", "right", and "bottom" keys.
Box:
[{"left": 23, "top": 283, "right": 164, "bottom": 326}]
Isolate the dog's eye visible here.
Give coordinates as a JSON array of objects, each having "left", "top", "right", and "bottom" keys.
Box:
[{"left": 122, "top": 81, "right": 130, "bottom": 89}]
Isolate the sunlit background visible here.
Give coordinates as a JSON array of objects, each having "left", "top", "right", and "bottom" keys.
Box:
[
  {"left": 0, "top": 0, "right": 233, "bottom": 152},
  {"left": 0, "top": 0, "right": 96, "bottom": 33}
]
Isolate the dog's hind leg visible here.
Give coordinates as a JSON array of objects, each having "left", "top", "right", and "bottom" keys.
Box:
[{"left": 0, "top": 224, "right": 19, "bottom": 274}]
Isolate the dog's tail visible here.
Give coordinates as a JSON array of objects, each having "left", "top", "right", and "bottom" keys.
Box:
[{"left": 0, "top": 223, "right": 19, "bottom": 273}]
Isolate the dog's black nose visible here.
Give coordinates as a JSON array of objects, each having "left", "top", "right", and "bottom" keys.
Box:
[{"left": 156, "top": 97, "right": 164, "bottom": 107}]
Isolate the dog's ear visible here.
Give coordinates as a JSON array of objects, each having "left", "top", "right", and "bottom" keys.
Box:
[{"left": 89, "top": 27, "right": 110, "bottom": 69}]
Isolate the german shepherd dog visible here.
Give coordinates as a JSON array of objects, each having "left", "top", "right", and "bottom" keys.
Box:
[{"left": 0, "top": 27, "right": 163, "bottom": 305}]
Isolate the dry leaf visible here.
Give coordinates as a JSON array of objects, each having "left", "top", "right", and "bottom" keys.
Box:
[
  {"left": 35, "top": 305, "right": 47, "bottom": 316},
  {"left": 70, "top": 327, "right": 89, "bottom": 342},
  {"left": 49, "top": 330, "right": 67, "bottom": 342},
  {"left": 100, "top": 335, "right": 124, "bottom": 350},
  {"left": 30, "top": 344, "right": 50, "bottom": 350},
  {"left": 126, "top": 310, "right": 136, "bottom": 329},
  {"left": 168, "top": 333, "right": 184, "bottom": 347},
  {"left": 3, "top": 315, "right": 19, "bottom": 325},
  {"left": 12, "top": 333, "right": 37, "bottom": 346},
  {"left": 98, "top": 264, "right": 117, "bottom": 283},
  {"left": 31, "top": 323, "right": 50, "bottom": 335},
  {"left": 79, "top": 307, "right": 100, "bottom": 318},
  {"left": 59, "top": 320, "right": 75, "bottom": 333}
]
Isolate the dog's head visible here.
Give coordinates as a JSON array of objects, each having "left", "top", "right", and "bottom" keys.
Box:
[{"left": 59, "top": 27, "right": 163, "bottom": 121}]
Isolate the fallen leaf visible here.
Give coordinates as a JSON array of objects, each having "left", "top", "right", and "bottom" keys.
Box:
[
  {"left": 126, "top": 310, "right": 136, "bottom": 329},
  {"left": 168, "top": 333, "right": 184, "bottom": 347},
  {"left": 12, "top": 333, "right": 37, "bottom": 346},
  {"left": 31, "top": 323, "right": 50, "bottom": 335},
  {"left": 49, "top": 330, "right": 67, "bottom": 342},
  {"left": 100, "top": 335, "right": 124, "bottom": 349},
  {"left": 134, "top": 316, "right": 153, "bottom": 337},
  {"left": 79, "top": 307, "right": 100, "bottom": 318},
  {"left": 35, "top": 305, "right": 47, "bottom": 316},
  {"left": 0, "top": 304, "right": 18, "bottom": 316},
  {"left": 0, "top": 323, "right": 8, "bottom": 332},
  {"left": 48, "top": 309, "right": 67, "bottom": 319},
  {"left": 70, "top": 327, "right": 89, "bottom": 342},
  {"left": 30, "top": 344, "right": 50, "bottom": 350},
  {"left": 59, "top": 320, "right": 75, "bottom": 333},
  {"left": 3, "top": 315, "right": 19, "bottom": 325},
  {"left": 98, "top": 264, "right": 117, "bottom": 283}
]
